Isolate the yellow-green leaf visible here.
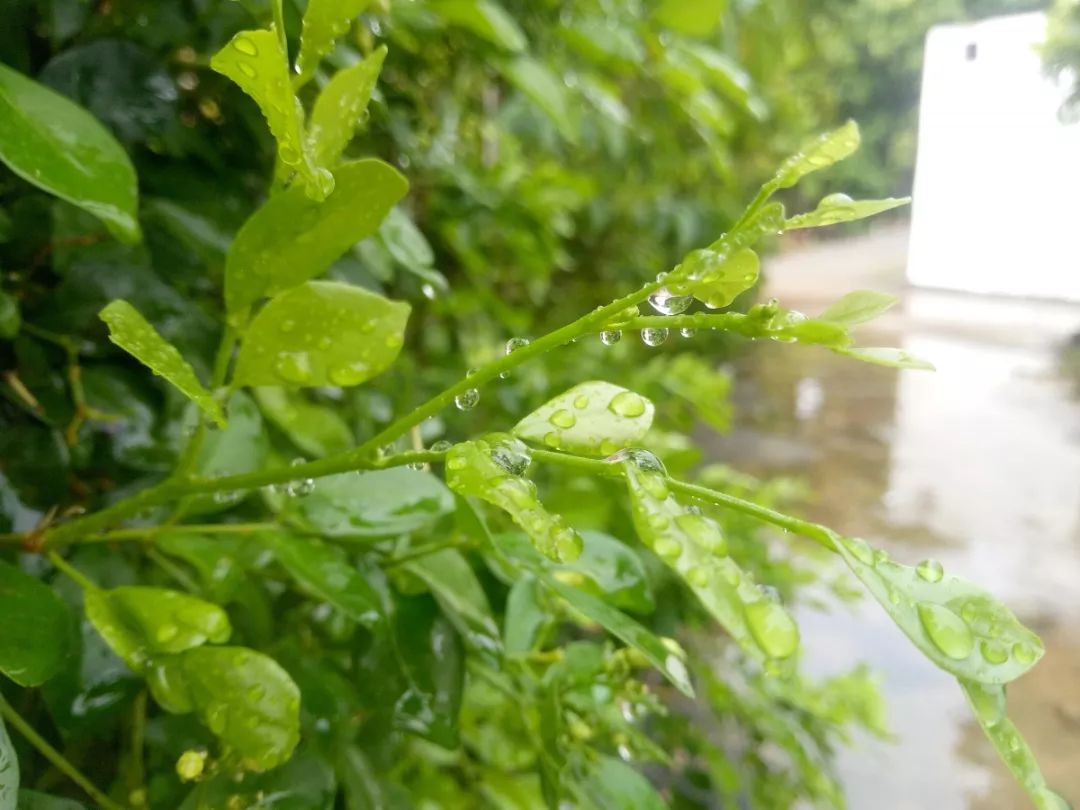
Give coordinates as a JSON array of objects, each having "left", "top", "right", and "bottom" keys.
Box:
[
  {"left": 432, "top": 0, "right": 528, "bottom": 52},
  {"left": 772, "top": 121, "right": 860, "bottom": 191},
  {"left": 512, "top": 381, "right": 654, "bottom": 456},
  {"left": 784, "top": 193, "right": 910, "bottom": 230},
  {"left": 295, "top": 0, "right": 375, "bottom": 87},
  {"left": 308, "top": 46, "right": 386, "bottom": 168}
]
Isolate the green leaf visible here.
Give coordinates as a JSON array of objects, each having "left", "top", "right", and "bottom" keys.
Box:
[
  {"left": 622, "top": 461, "right": 800, "bottom": 662},
  {"left": 771, "top": 121, "right": 861, "bottom": 191},
  {"left": 0, "top": 559, "right": 72, "bottom": 686},
  {"left": 232, "top": 280, "right": 409, "bottom": 388},
  {"left": 16, "top": 792, "right": 86, "bottom": 810},
  {"left": 0, "top": 291, "right": 21, "bottom": 340},
  {"left": 501, "top": 57, "right": 577, "bottom": 143},
  {"left": 285, "top": 467, "right": 454, "bottom": 538},
  {"left": 577, "top": 755, "right": 666, "bottom": 810},
  {"left": 682, "top": 247, "right": 760, "bottom": 310},
  {"left": 156, "top": 533, "right": 245, "bottom": 603},
  {"left": 210, "top": 29, "right": 332, "bottom": 201},
  {"left": 404, "top": 549, "right": 501, "bottom": 653},
  {"left": 84, "top": 586, "right": 231, "bottom": 671},
  {"left": 817, "top": 290, "right": 897, "bottom": 326},
  {"left": 784, "top": 194, "right": 910, "bottom": 230},
  {"left": 513, "top": 382, "right": 654, "bottom": 456},
  {"left": 503, "top": 575, "right": 547, "bottom": 654},
  {"left": 147, "top": 646, "right": 300, "bottom": 771},
  {"left": 834, "top": 346, "right": 935, "bottom": 370},
  {"left": 177, "top": 750, "right": 335, "bottom": 810},
  {"left": 832, "top": 536, "right": 1042, "bottom": 684},
  {"left": 253, "top": 386, "right": 354, "bottom": 457},
  {"left": 654, "top": 0, "right": 725, "bottom": 37},
  {"left": 555, "top": 530, "right": 654, "bottom": 614},
  {"left": 445, "top": 436, "right": 583, "bottom": 562},
  {"left": 0, "top": 62, "right": 139, "bottom": 242},
  {"left": 960, "top": 681, "right": 1070, "bottom": 810},
  {"left": 432, "top": 0, "right": 528, "bottom": 52},
  {"left": 225, "top": 159, "right": 408, "bottom": 319},
  {"left": 99, "top": 300, "right": 225, "bottom": 428},
  {"left": 261, "top": 532, "right": 382, "bottom": 626},
  {"left": 308, "top": 46, "right": 386, "bottom": 168},
  {"left": 189, "top": 391, "right": 269, "bottom": 514},
  {"left": 0, "top": 714, "right": 17, "bottom": 810},
  {"left": 295, "top": 0, "right": 375, "bottom": 86},
  {"left": 497, "top": 534, "right": 694, "bottom": 697}
]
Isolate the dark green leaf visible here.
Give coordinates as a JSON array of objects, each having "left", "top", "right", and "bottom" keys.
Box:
[
  {"left": 262, "top": 532, "right": 382, "bottom": 625},
  {"left": 0, "top": 62, "right": 138, "bottom": 241},
  {"left": 0, "top": 559, "right": 72, "bottom": 686},
  {"left": 16, "top": 792, "right": 86, "bottom": 810},
  {"left": 285, "top": 467, "right": 454, "bottom": 538},
  {"left": 405, "top": 548, "right": 501, "bottom": 653},
  {"left": 156, "top": 533, "right": 245, "bottom": 603},
  {"left": 84, "top": 586, "right": 231, "bottom": 671},
  {"left": 147, "top": 646, "right": 300, "bottom": 771},
  {"left": 784, "top": 193, "right": 910, "bottom": 230},
  {"left": 433, "top": 0, "right": 528, "bottom": 52},
  {"left": 99, "top": 299, "right": 225, "bottom": 427},
  {"left": 555, "top": 530, "right": 654, "bottom": 614},
  {"left": 295, "top": 0, "right": 375, "bottom": 86},
  {"left": 253, "top": 386, "right": 354, "bottom": 457},
  {"left": 0, "top": 714, "right": 16, "bottom": 810},
  {"left": 308, "top": 46, "right": 386, "bottom": 168},
  {"left": 178, "top": 748, "right": 335, "bottom": 810},
  {"left": 225, "top": 159, "right": 408, "bottom": 319},
  {"left": 513, "top": 382, "right": 654, "bottom": 456},
  {"left": 0, "top": 291, "right": 20, "bottom": 340},
  {"left": 188, "top": 391, "right": 269, "bottom": 514}
]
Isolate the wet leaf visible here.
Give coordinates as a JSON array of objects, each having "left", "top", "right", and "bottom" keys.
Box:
[
  {"left": 445, "top": 436, "right": 583, "bottom": 562},
  {"left": 960, "top": 681, "right": 1070, "bottom": 810},
  {"left": 0, "top": 560, "right": 72, "bottom": 686},
  {"left": 497, "top": 533, "right": 694, "bottom": 697},
  {"left": 233, "top": 280, "right": 410, "bottom": 388},
  {"left": 577, "top": 755, "right": 666, "bottom": 810},
  {"left": 99, "top": 300, "right": 225, "bottom": 427},
  {"left": 622, "top": 462, "right": 800, "bottom": 662},
  {"left": 253, "top": 386, "right": 354, "bottom": 457},
  {"left": 210, "top": 29, "right": 330, "bottom": 200},
  {"left": 682, "top": 247, "right": 759, "bottom": 310},
  {"left": 817, "top": 290, "right": 897, "bottom": 326},
  {"left": 285, "top": 467, "right": 454, "bottom": 538},
  {"left": 177, "top": 748, "right": 335, "bottom": 810},
  {"left": 261, "top": 532, "right": 382, "bottom": 626},
  {"left": 833, "top": 346, "right": 935, "bottom": 371},
  {"left": 784, "top": 194, "right": 910, "bottom": 230},
  {"left": 147, "top": 646, "right": 300, "bottom": 771},
  {"left": 85, "top": 586, "right": 231, "bottom": 672},
  {"left": 503, "top": 575, "right": 547, "bottom": 654},
  {"left": 156, "top": 533, "right": 245, "bottom": 603},
  {"left": 554, "top": 530, "right": 654, "bottom": 614},
  {"left": 0, "top": 62, "right": 139, "bottom": 242},
  {"left": 188, "top": 391, "right": 269, "bottom": 514},
  {"left": 405, "top": 548, "right": 501, "bottom": 654},
  {"left": 0, "top": 714, "right": 16, "bottom": 810},
  {"left": 833, "top": 537, "right": 1043, "bottom": 683},
  {"left": 513, "top": 381, "right": 654, "bottom": 456},
  {"left": 225, "top": 160, "right": 408, "bottom": 319},
  {"left": 308, "top": 46, "right": 386, "bottom": 168},
  {"left": 295, "top": 0, "right": 375, "bottom": 86},
  {"left": 501, "top": 57, "right": 577, "bottom": 143},
  {"left": 771, "top": 120, "right": 861, "bottom": 191},
  {"left": 433, "top": 0, "right": 528, "bottom": 52}
]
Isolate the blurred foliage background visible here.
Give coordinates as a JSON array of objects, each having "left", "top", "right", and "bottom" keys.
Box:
[{"left": 0, "top": 0, "right": 1065, "bottom": 807}]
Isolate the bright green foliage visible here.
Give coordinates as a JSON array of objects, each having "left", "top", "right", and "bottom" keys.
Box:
[
  {"left": 784, "top": 193, "right": 911, "bottom": 230},
  {"left": 554, "top": 530, "right": 655, "bottom": 614},
  {"left": 225, "top": 160, "right": 408, "bottom": 319},
  {"left": 147, "top": 646, "right": 300, "bottom": 771},
  {"left": 447, "top": 436, "right": 582, "bottom": 561},
  {"left": 513, "top": 381, "right": 655, "bottom": 456},
  {"left": 816, "top": 290, "right": 898, "bottom": 326},
  {"left": 684, "top": 247, "right": 760, "bottom": 310},
  {"left": 432, "top": 0, "right": 528, "bottom": 52},
  {"left": 295, "top": 0, "right": 375, "bottom": 87},
  {"left": 654, "top": 0, "right": 726, "bottom": 37},
  {"left": 770, "top": 121, "right": 861, "bottom": 192},
  {"left": 0, "top": 63, "right": 139, "bottom": 242},
  {"left": 0, "top": 715, "right": 16, "bottom": 810},
  {"left": 0, "top": 561, "right": 71, "bottom": 687},
  {"left": 211, "top": 29, "right": 331, "bottom": 200},
  {"left": 832, "top": 536, "right": 1042, "bottom": 684},
  {"left": 622, "top": 461, "right": 800, "bottom": 662},
  {"left": 99, "top": 300, "right": 225, "bottom": 427},
  {"left": 307, "top": 47, "right": 386, "bottom": 167},
  {"left": 232, "top": 280, "right": 410, "bottom": 387},
  {"left": 833, "top": 346, "right": 936, "bottom": 370},
  {"left": 578, "top": 755, "right": 667, "bottom": 809},
  {"left": 84, "top": 586, "right": 231, "bottom": 672},
  {"left": 261, "top": 532, "right": 381, "bottom": 625},
  {"left": 282, "top": 468, "right": 454, "bottom": 537}
]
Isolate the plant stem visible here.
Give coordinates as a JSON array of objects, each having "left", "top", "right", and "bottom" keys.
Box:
[
  {"left": 383, "top": 538, "right": 470, "bottom": 568},
  {"left": 79, "top": 522, "right": 281, "bottom": 544},
  {"left": 47, "top": 551, "right": 97, "bottom": 590},
  {"left": 0, "top": 692, "right": 126, "bottom": 810}
]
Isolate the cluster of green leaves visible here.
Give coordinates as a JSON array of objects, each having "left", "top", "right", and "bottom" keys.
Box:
[
  {"left": 1044, "top": 0, "right": 1080, "bottom": 120},
  {"left": 0, "top": 1, "right": 1067, "bottom": 809}
]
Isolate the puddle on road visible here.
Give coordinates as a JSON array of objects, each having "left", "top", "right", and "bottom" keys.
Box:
[{"left": 708, "top": 290, "right": 1080, "bottom": 809}]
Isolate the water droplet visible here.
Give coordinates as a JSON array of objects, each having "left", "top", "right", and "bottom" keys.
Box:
[
  {"left": 572, "top": 394, "right": 589, "bottom": 409},
  {"left": 233, "top": 36, "right": 259, "bottom": 56},
  {"left": 842, "top": 536, "right": 874, "bottom": 566},
  {"left": 608, "top": 391, "right": 647, "bottom": 418},
  {"left": 617, "top": 744, "right": 633, "bottom": 762},
  {"left": 1012, "top": 642, "right": 1038, "bottom": 665},
  {"left": 641, "top": 327, "right": 669, "bottom": 347},
  {"left": 679, "top": 327, "right": 696, "bottom": 338},
  {"left": 455, "top": 388, "right": 479, "bottom": 410},
  {"left": 647, "top": 288, "right": 692, "bottom": 316},
  {"left": 505, "top": 337, "right": 530, "bottom": 355},
  {"left": 619, "top": 700, "right": 635, "bottom": 723},
  {"left": 329, "top": 361, "right": 370, "bottom": 386},
  {"left": 979, "top": 640, "right": 1009, "bottom": 664},
  {"left": 489, "top": 434, "right": 531, "bottom": 476},
  {"left": 543, "top": 432, "right": 560, "bottom": 448},
  {"left": 916, "top": 559, "right": 944, "bottom": 583},
  {"left": 606, "top": 448, "right": 666, "bottom": 474},
  {"left": 430, "top": 440, "right": 453, "bottom": 452},
  {"left": 275, "top": 352, "right": 312, "bottom": 384},
  {"left": 549, "top": 409, "right": 576, "bottom": 429},
  {"left": 600, "top": 329, "right": 622, "bottom": 346},
  {"left": 917, "top": 603, "right": 973, "bottom": 659},
  {"left": 238, "top": 62, "right": 257, "bottom": 79},
  {"left": 745, "top": 600, "right": 799, "bottom": 659},
  {"left": 687, "top": 566, "right": 709, "bottom": 587},
  {"left": 655, "top": 537, "right": 682, "bottom": 560},
  {"left": 421, "top": 283, "right": 437, "bottom": 300}
]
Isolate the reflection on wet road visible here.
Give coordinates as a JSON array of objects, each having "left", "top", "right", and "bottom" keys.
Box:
[{"left": 710, "top": 226, "right": 1080, "bottom": 808}]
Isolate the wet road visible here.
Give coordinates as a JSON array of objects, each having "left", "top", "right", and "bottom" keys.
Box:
[{"left": 709, "top": 225, "right": 1080, "bottom": 809}]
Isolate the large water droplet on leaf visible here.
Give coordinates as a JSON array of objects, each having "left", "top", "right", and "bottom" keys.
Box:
[
  {"left": 745, "top": 600, "right": 799, "bottom": 659},
  {"left": 648, "top": 288, "right": 692, "bottom": 316},
  {"left": 916, "top": 558, "right": 944, "bottom": 583},
  {"left": 549, "top": 409, "right": 576, "bottom": 429},
  {"left": 641, "top": 327, "right": 669, "bottom": 347},
  {"left": 608, "top": 391, "right": 646, "bottom": 418},
  {"left": 455, "top": 388, "right": 479, "bottom": 411},
  {"left": 917, "top": 603, "right": 973, "bottom": 660}
]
